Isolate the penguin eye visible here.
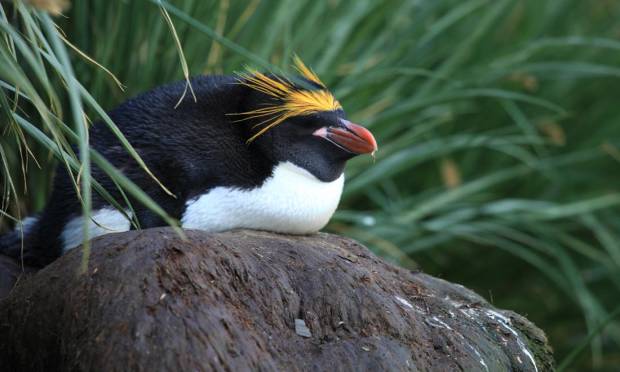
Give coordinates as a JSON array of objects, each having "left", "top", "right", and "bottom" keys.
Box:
[{"left": 301, "top": 111, "right": 342, "bottom": 129}]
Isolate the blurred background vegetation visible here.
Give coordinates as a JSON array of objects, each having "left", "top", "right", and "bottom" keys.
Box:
[{"left": 1, "top": 0, "right": 620, "bottom": 370}]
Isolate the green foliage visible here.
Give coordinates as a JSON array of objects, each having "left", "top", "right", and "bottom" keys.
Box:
[{"left": 1, "top": 0, "right": 619, "bottom": 369}]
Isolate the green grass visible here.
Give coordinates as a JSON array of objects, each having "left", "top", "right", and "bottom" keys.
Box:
[{"left": 1, "top": 0, "right": 620, "bottom": 369}]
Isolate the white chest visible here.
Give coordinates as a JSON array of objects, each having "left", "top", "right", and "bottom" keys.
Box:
[{"left": 181, "top": 161, "right": 344, "bottom": 234}]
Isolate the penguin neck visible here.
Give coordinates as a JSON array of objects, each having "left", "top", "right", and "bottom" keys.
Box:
[
  {"left": 286, "top": 157, "right": 346, "bottom": 183},
  {"left": 248, "top": 135, "right": 346, "bottom": 183}
]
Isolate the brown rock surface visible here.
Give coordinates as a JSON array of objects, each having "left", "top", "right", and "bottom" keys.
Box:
[{"left": 0, "top": 228, "right": 554, "bottom": 371}]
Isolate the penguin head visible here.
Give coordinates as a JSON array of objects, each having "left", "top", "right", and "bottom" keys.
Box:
[{"left": 234, "top": 58, "right": 377, "bottom": 182}]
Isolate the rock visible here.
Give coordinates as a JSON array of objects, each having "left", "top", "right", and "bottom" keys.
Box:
[
  {"left": 0, "top": 228, "right": 554, "bottom": 371},
  {"left": 0, "top": 254, "right": 36, "bottom": 299}
]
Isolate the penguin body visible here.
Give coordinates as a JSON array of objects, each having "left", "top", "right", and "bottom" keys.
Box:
[{"left": 1, "top": 63, "right": 377, "bottom": 267}]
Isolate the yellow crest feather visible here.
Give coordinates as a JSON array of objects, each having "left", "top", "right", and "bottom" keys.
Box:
[
  {"left": 293, "top": 55, "right": 325, "bottom": 88},
  {"left": 232, "top": 58, "right": 341, "bottom": 143}
]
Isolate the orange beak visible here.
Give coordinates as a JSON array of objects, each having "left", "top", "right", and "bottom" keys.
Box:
[{"left": 313, "top": 120, "right": 377, "bottom": 155}]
